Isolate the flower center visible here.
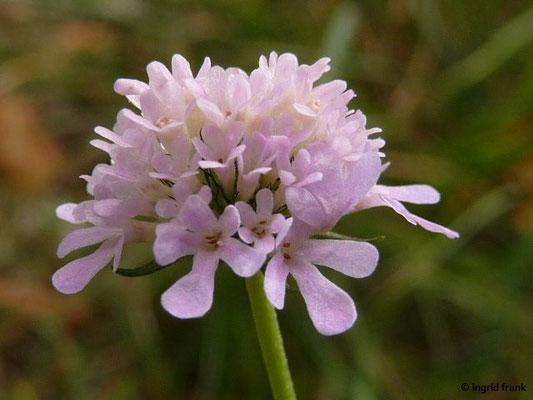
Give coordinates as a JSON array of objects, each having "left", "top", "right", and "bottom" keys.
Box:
[
  {"left": 282, "top": 241, "right": 292, "bottom": 261},
  {"left": 204, "top": 231, "right": 223, "bottom": 250},
  {"left": 251, "top": 219, "right": 268, "bottom": 238},
  {"left": 156, "top": 116, "right": 174, "bottom": 128}
]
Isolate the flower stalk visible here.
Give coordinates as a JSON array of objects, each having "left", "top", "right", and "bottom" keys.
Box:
[{"left": 246, "top": 271, "right": 296, "bottom": 400}]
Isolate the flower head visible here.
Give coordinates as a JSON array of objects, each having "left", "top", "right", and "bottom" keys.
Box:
[{"left": 54, "top": 52, "right": 458, "bottom": 335}]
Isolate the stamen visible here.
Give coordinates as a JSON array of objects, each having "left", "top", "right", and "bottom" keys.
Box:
[
  {"left": 156, "top": 116, "right": 172, "bottom": 128},
  {"left": 204, "top": 232, "right": 223, "bottom": 249}
]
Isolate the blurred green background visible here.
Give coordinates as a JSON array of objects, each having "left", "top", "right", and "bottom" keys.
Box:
[{"left": 1, "top": 0, "right": 532, "bottom": 399}]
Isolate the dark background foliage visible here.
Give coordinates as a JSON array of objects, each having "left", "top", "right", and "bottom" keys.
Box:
[{"left": 1, "top": 0, "right": 532, "bottom": 399}]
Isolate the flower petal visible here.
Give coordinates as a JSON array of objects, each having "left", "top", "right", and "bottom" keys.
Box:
[
  {"left": 219, "top": 238, "right": 266, "bottom": 277},
  {"left": 254, "top": 235, "right": 275, "bottom": 253},
  {"left": 179, "top": 195, "right": 217, "bottom": 233},
  {"left": 303, "top": 239, "right": 379, "bottom": 278},
  {"left": 154, "top": 222, "right": 198, "bottom": 265},
  {"left": 274, "top": 217, "right": 294, "bottom": 247},
  {"left": 237, "top": 227, "right": 255, "bottom": 244},
  {"left": 56, "top": 203, "right": 85, "bottom": 224},
  {"left": 146, "top": 61, "right": 173, "bottom": 90},
  {"left": 293, "top": 103, "right": 317, "bottom": 117},
  {"left": 192, "top": 136, "right": 216, "bottom": 161},
  {"left": 227, "top": 144, "right": 246, "bottom": 162},
  {"left": 219, "top": 205, "right": 240, "bottom": 236},
  {"left": 383, "top": 197, "right": 460, "bottom": 239},
  {"left": 198, "top": 160, "right": 226, "bottom": 169},
  {"left": 235, "top": 202, "right": 257, "bottom": 227},
  {"left": 161, "top": 251, "right": 219, "bottom": 318},
  {"left": 52, "top": 239, "right": 117, "bottom": 294},
  {"left": 57, "top": 227, "right": 117, "bottom": 258},
  {"left": 197, "top": 98, "right": 225, "bottom": 126},
  {"left": 155, "top": 199, "right": 180, "bottom": 218},
  {"left": 344, "top": 151, "right": 382, "bottom": 208},
  {"left": 264, "top": 254, "right": 289, "bottom": 309},
  {"left": 269, "top": 214, "right": 288, "bottom": 233},
  {"left": 375, "top": 184, "right": 441, "bottom": 204},
  {"left": 113, "top": 78, "right": 149, "bottom": 96},
  {"left": 112, "top": 235, "right": 125, "bottom": 271},
  {"left": 292, "top": 172, "right": 323, "bottom": 188},
  {"left": 171, "top": 54, "right": 194, "bottom": 82},
  {"left": 291, "top": 261, "right": 356, "bottom": 335},
  {"left": 256, "top": 188, "right": 274, "bottom": 218}
]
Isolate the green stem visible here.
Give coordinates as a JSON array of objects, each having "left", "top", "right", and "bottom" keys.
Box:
[{"left": 246, "top": 272, "right": 297, "bottom": 400}]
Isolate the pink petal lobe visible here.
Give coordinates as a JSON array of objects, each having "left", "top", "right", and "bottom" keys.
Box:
[
  {"left": 179, "top": 195, "right": 217, "bottom": 233},
  {"left": 57, "top": 227, "right": 116, "bottom": 258},
  {"left": 171, "top": 54, "right": 194, "bottom": 81},
  {"left": 303, "top": 239, "right": 379, "bottom": 278},
  {"left": 264, "top": 254, "right": 289, "bottom": 309},
  {"left": 413, "top": 215, "right": 460, "bottom": 239},
  {"left": 346, "top": 152, "right": 382, "bottom": 208},
  {"left": 56, "top": 203, "right": 85, "bottom": 224},
  {"left": 269, "top": 214, "right": 287, "bottom": 233},
  {"left": 237, "top": 227, "right": 255, "bottom": 244},
  {"left": 113, "top": 79, "right": 148, "bottom": 96},
  {"left": 291, "top": 261, "right": 356, "bottom": 335},
  {"left": 384, "top": 198, "right": 459, "bottom": 239},
  {"left": 256, "top": 188, "right": 274, "bottom": 218},
  {"left": 227, "top": 144, "right": 246, "bottom": 161},
  {"left": 161, "top": 251, "right": 218, "bottom": 318},
  {"left": 146, "top": 61, "right": 173, "bottom": 89},
  {"left": 235, "top": 202, "right": 256, "bottom": 227},
  {"left": 219, "top": 205, "right": 240, "bottom": 236},
  {"left": 154, "top": 223, "right": 198, "bottom": 265},
  {"left": 197, "top": 98, "right": 224, "bottom": 126},
  {"left": 155, "top": 199, "right": 180, "bottom": 218},
  {"left": 52, "top": 239, "right": 117, "bottom": 294},
  {"left": 112, "top": 235, "right": 125, "bottom": 271},
  {"left": 198, "top": 160, "right": 226, "bottom": 169},
  {"left": 219, "top": 238, "right": 266, "bottom": 277},
  {"left": 377, "top": 184, "right": 441, "bottom": 204},
  {"left": 254, "top": 235, "right": 275, "bottom": 253}
]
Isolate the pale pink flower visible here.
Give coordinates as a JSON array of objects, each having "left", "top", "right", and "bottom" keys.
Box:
[
  {"left": 154, "top": 193, "right": 266, "bottom": 318},
  {"left": 236, "top": 133, "right": 277, "bottom": 201},
  {"left": 53, "top": 202, "right": 155, "bottom": 294},
  {"left": 264, "top": 221, "right": 379, "bottom": 335},
  {"left": 284, "top": 143, "right": 381, "bottom": 231},
  {"left": 235, "top": 189, "right": 291, "bottom": 253}
]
